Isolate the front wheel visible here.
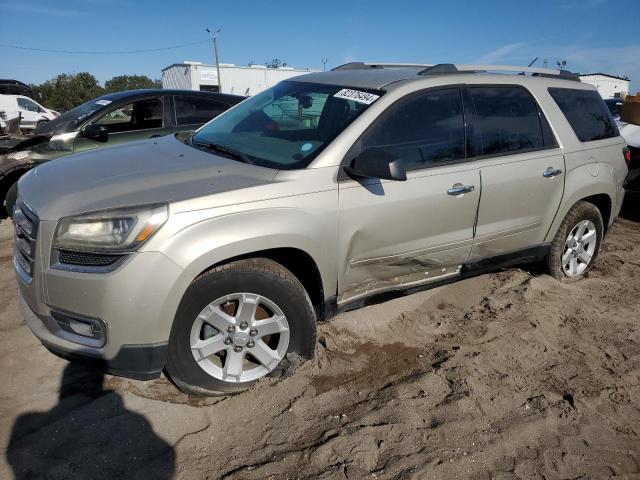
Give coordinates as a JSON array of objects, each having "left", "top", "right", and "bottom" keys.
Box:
[
  {"left": 546, "top": 201, "right": 603, "bottom": 281},
  {"left": 165, "top": 258, "right": 316, "bottom": 396}
]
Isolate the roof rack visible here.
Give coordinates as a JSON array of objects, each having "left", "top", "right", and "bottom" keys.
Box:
[
  {"left": 332, "top": 62, "right": 432, "bottom": 71},
  {"left": 333, "top": 62, "right": 580, "bottom": 81}
]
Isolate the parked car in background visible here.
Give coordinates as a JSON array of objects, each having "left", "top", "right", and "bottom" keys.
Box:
[
  {"left": 13, "top": 63, "right": 628, "bottom": 396},
  {"left": 0, "top": 79, "right": 32, "bottom": 97},
  {"left": 606, "top": 97, "right": 640, "bottom": 199},
  {"left": 0, "top": 89, "right": 244, "bottom": 217},
  {"left": 621, "top": 123, "right": 640, "bottom": 199},
  {"left": 605, "top": 98, "right": 624, "bottom": 120},
  {"left": 0, "top": 95, "right": 59, "bottom": 130}
]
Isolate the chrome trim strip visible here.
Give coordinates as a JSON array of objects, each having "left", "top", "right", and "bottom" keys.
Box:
[{"left": 14, "top": 255, "right": 32, "bottom": 284}]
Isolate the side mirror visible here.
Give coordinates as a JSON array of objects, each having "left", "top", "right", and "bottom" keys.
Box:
[
  {"left": 81, "top": 124, "right": 109, "bottom": 143},
  {"left": 344, "top": 148, "right": 407, "bottom": 181}
]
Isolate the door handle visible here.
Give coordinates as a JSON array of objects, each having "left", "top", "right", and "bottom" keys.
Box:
[
  {"left": 447, "top": 183, "right": 475, "bottom": 196},
  {"left": 543, "top": 167, "right": 563, "bottom": 178}
]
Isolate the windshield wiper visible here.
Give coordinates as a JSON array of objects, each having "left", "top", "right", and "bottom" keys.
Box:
[{"left": 194, "top": 141, "right": 254, "bottom": 165}]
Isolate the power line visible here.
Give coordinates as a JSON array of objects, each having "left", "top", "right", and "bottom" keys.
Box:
[{"left": 0, "top": 39, "right": 210, "bottom": 55}]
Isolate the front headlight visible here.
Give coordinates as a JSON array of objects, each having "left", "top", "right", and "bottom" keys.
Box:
[{"left": 53, "top": 204, "right": 168, "bottom": 253}]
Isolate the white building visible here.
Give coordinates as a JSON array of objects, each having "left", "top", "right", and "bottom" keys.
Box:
[
  {"left": 579, "top": 73, "right": 630, "bottom": 99},
  {"left": 162, "top": 61, "right": 319, "bottom": 96}
]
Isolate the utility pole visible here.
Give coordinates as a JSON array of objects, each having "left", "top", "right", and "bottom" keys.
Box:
[
  {"left": 321, "top": 57, "right": 328, "bottom": 71},
  {"left": 206, "top": 27, "right": 222, "bottom": 93}
]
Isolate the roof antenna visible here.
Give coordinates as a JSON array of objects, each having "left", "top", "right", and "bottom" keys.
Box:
[{"left": 528, "top": 57, "right": 539, "bottom": 68}]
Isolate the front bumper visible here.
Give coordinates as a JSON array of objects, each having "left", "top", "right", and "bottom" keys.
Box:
[
  {"left": 20, "top": 293, "right": 167, "bottom": 380},
  {"left": 15, "top": 218, "right": 195, "bottom": 380}
]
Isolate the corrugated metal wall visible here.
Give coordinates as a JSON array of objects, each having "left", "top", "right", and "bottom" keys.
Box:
[{"left": 161, "top": 65, "right": 193, "bottom": 90}]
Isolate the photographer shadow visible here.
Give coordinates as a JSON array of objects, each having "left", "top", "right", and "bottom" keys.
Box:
[{"left": 7, "top": 362, "right": 175, "bottom": 479}]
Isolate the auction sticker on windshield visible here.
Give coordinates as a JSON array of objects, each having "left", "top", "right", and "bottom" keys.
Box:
[{"left": 333, "top": 89, "right": 380, "bottom": 105}]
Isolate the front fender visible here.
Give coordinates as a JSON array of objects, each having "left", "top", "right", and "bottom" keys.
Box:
[{"left": 148, "top": 201, "right": 337, "bottom": 302}]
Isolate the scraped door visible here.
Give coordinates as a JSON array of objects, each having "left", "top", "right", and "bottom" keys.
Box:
[{"left": 336, "top": 87, "right": 480, "bottom": 304}]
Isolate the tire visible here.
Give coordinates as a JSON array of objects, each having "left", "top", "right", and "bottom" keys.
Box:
[
  {"left": 36, "top": 120, "right": 48, "bottom": 130},
  {"left": 165, "top": 258, "right": 316, "bottom": 396},
  {"left": 546, "top": 201, "right": 604, "bottom": 281},
  {"left": 3, "top": 180, "right": 18, "bottom": 219}
]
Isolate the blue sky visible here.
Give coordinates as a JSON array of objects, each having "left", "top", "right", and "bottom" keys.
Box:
[{"left": 1, "top": 0, "right": 639, "bottom": 91}]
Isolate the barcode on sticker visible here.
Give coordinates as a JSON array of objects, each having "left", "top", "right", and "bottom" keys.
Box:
[{"left": 333, "top": 89, "right": 380, "bottom": 105}]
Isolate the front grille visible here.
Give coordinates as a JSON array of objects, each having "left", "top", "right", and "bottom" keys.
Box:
[
  {"left": 13, "top": 200, "right": 39, "bottom": 282},
  {"left": 58, "top": 250, "right": 122, "bottom": 267}
]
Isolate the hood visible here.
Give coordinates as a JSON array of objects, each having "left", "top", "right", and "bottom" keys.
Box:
[
  {"left": 18, "top": 134, "right": 278, "bottom": 220},
  {"left": 0, "top": 134, "right": 49, "bottom": 154}
]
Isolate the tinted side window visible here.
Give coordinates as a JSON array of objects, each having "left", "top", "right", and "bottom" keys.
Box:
[
  {"left": 362, "top": 88, "right": 465, "bottom": 169},
  {"left": 540, "top": 111, "right": 558, "bottom": 148},
  {"left": 95, "top": 98, "right": 163, "bottom": 133},
  {"left": 175, "top": 96, "right": 227, "bottom": 126},
  {"left": 470, "top": 86, "right": 546, "bottom": 156},
  {"left": 549, "top": 88, "right": 619, "bottom": 142}
]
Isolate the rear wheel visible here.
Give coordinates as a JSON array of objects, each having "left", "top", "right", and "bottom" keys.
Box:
[
  {"left": 165, "top": 258, "right": 316, "bottom": 395},
  {"left": 547, "top": 201, "right": 603, "bottom": 281}
]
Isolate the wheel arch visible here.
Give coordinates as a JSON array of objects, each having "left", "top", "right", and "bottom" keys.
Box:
[
  {"left": 193, "top": 247, "right": 327, "bottom": 320},
  {"left": 544, "top": 155, "right": 619, "bottom": 245},
  {"left": 580, "top": 193, "right": 612, "bottom": 232},
  {"left": 0, "top": 166, "right": 33, "bottom": 218}
]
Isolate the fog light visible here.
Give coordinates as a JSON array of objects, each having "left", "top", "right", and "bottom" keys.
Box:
[
  {"left": 68, "top": 319, "right": 94, "bottom": 337},
  {"left": 50, "top": 310, "right": 106, "bottom": 347}
]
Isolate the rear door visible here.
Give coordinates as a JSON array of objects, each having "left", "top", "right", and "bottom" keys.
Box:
[
  {"left": 73, "top": 95, "right": 171, "bottom": 153},
  {"left": 171, "top": 94, "right": 233, "bottom": 134},
  {"left": 467, "top": 85, "right": 565, "bottom": 260},
  {"left": 337, "top": 87, "right": 481, "bottom": 304}
]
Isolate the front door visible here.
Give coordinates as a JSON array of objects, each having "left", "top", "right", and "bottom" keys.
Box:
[
  {"left": 16, "top": 97, "right": 42, "bottom": 129},
  {"left": 337, "top": 87, "right": 481, "bottom": 304},
  {"left": 466, "top": 85, "right": 566, "bottom": 260},
  {"left": 73, "top": 96, "right": 171, "bottom": 153}
]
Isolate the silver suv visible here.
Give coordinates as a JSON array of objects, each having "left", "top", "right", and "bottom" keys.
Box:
[{"left": 14, "top": 63, "right": 628, "bottom": 395}]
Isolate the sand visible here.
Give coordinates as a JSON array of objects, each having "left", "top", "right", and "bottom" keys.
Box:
[{"left": 1, "top": 213, "right": 639, "bottom": 479}]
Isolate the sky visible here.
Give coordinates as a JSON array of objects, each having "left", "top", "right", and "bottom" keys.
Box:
[{"left": 1, "top": 0, "right": 639, "bottom": 92}]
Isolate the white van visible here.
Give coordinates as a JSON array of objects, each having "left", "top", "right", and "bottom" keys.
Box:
[{"left": 0, "top": 95, "right": 59, "bottom": 131}]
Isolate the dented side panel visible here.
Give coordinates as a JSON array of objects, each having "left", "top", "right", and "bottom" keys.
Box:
[{"left": 337, "top": 164, "right": 481, "bottom": 304}]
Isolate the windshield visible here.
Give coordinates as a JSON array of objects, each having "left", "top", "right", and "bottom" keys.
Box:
[
  {"left": 35, "top": 94, "right": 121, "bottom": 135},
  {"left": 191, "top": 81, "right": 382, "bottom": 169}
]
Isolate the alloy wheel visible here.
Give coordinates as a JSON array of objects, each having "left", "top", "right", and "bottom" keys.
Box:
[
  {"left": 189, "top": 292, "right": 290, "bottom": 383},
  {"left": 561, "top": 219, "right": 597, "bottom": 277}
]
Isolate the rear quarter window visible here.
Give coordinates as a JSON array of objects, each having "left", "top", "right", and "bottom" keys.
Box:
[
  {"left": 548, "top": 88, "right": 619, "bottom": 142},
  {"left": 174, "top": 96, "right": 228, "bottom": 126}
]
